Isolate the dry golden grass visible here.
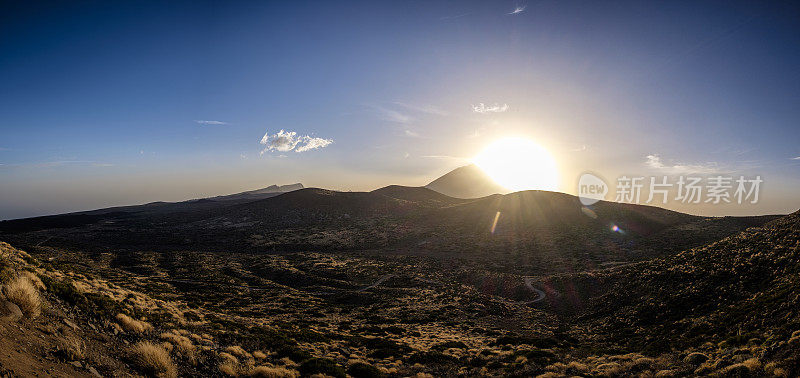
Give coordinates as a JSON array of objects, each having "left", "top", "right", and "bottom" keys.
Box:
[
  {"left": 720, "top": 358, "right": 762, "bottom": 375},
  {"left": 160, "top": 330, "right": 198, "bottom": 364},
  {"left": 21, "top": 271, "right": 45, "bottom": 291},
  {"left": 116, "top": 313, "right": 153, "bottom": 334},
  {"left": 57, "top": 337, "right": 86, "bottom": 361},
  {"left": 219, "top": 359, "right": 242, "bottom": 376},
  {"left": 130, "top": 341, "right": 177, "bottom": 378},
  {"left": 220, "top": 352, "right": 239, "bottom": 364},
  {"left": 593, "top": 362, "right": 623, "bottom": 375},
  {"left": 3, "top": 274, "right": 42, "bottom": 318},
  {"left": 225, "top": 345, "right": 253, "bottom": 360},
  {"left": 248, "top": 366, "right": 300, "bottom": 378},
  {"left": 253, "top": 350, "right": 268, "bottom": 360}
]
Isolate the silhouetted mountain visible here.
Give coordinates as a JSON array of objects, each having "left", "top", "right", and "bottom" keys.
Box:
[
  {"left": 0, "top": 185, "right": 780, "bottom": 273},
  {"left": 209, "top": 183, "right": 304, "bottom": 201},
  {"left": 425, "top": 164, "right": 509, "bottom": 198},
  {"left": 371, "top": 185, "right": 467, "bottom": 206}
]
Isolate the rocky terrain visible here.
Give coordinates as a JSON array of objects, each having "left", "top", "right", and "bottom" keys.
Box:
[{"left": 0, "top": 185, "right": 796, "bottom": 377}]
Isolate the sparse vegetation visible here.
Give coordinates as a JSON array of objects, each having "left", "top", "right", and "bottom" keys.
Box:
[
  {"left": 56, "top": 337, "right": 86, "bottom": 361},
  {"left": 130, "top": 341, "right": 178, "bottom": 378},
  {"left": 0, "top": 203, "right": 798, "bottom": 377},
  {"left": 117, "top": 313, "right": 153, "bottom": 334},
  {"left": 3, "top": 274, "right": 42, "bottom": 318}
]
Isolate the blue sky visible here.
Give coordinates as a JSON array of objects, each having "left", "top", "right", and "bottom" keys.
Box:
[{"left": 1, "top": 0, "right": 799, "bottom": 219}]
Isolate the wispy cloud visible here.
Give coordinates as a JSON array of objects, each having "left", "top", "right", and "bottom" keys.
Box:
[
  {"left": 645, "top": 154, "right": 720, "bottom": 174},
  {"left": 508, "top": 5, "right": 526, "bottom": 15},
  {"left": 195, "top": 120, "right": 228, "bottom": 125},
  {"left": 372, "top": 105, "right": 413, "bottom": 123},
  {"left": 404, "top": 129, "right": 421, "bottom": 138},
  {"left": 472, "top": 103, "right": 509, "bottom": 113},
  {"left": 393, "top": 102, "right": 448, "bottom": 116},
  {"left": 259, "top": 129, "right": 333, "bottom": 155},
  {"left": 791, "top": 156, "right": 800, "bottom": 160}
]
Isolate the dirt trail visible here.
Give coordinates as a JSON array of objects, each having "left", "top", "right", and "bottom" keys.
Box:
[
  {"left": 523, "top": 277, "right": 547, "bottom": 303},
  {"left": 357, "top": 274, "right": 395, "bottom": 292}
]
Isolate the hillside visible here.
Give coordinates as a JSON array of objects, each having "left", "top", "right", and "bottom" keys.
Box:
[
  {"left": 2, "top": 210, "right": 798, "bottom": 377},
  {"left": 0, "top": 187, "right": 781, "bottom": 274},
  {"left": 581, "top": 210, "right": 800, "bottom": 352}
]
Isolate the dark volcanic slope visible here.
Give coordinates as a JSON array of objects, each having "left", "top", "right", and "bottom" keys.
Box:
[
  {"left": 577, "top": 209, "right": 800, "bottom": 356},
  {"left": 0, "top": 186, "right": 782, "bottom": 274}
]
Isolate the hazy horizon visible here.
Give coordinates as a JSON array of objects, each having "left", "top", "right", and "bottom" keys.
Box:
[{"left": 2, "top": 1, "right": 800, "bottom": 219}]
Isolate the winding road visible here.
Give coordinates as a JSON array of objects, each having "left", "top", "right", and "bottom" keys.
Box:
[{"left": 356, "top": 274, "right": 395, "bottom": 292}]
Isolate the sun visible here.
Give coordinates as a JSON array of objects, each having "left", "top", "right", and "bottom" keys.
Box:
[{"left": 473, "top": 137, "right": 559, "bottom": 192}]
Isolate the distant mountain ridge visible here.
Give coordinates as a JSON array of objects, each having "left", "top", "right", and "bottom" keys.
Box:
[
  {"left": 210, "top": 183, "right": 304, "bottom": 201},
  {"left": 425, "top": 164, "right": 509, "bottom": 198}
]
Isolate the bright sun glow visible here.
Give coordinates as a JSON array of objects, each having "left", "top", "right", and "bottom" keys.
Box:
[{"left": 473, "top": 137, "right": 559, "bottom": 192}]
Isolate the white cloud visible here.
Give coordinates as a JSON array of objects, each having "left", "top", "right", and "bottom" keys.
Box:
[
  {"left": 508, "top": 5, "right": 526, "bottom": 15},
  {"left": 195, "top": 120, "right": 228, "bottom": 125},
  {"left": 295, "top": 136, "right": 333, "bottom": 152},
  {"left": 404, "top": 129, "right": 421, "bottom": 138},
  {"left": 472, "top": 103, "right": 509, "bottom": 113},
  {"left": 792, "top": 156, "right": 800, "bottom": 160},
  {"left": 645, "top": 154, "right": 720, "bottom": 174},
  {"left": 259, "top": 129, "right": 333, "bottom": 155}
]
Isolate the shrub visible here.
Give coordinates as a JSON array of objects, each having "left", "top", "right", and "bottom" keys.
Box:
[
  {"left": 117, "top": 313, "right": 153, "bottom": 334},
  {"left": 249, "top": 365, "right": 300, "bottom": 378},
  {"left": 684, "top": 352, "right": 710, "bottom": 365},
  {"left": 219, "top": 360, "right": 241, "bottom": 376},
  {"left": 3, "top": 274, "right": 42, "bottom": 318},
  {"left": 159, "top": 331, "right": 197, "bottom": 364},
  {"left": 21, "top": 271, "right": 45, "bottom": 291},
  {"left": 130, "top": 341, "right": 177, "bottom": 378},
  {"left": 56, "top": 337, "right": 86, "bottom": 361},
  {"left": 594, "top": 362, "right": 622, "bottom": 375},
  {"left": 225, "top": 345, "right": 252, "bottom": 360}
]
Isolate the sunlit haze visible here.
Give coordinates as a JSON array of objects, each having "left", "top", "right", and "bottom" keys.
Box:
[{"left": 473, "top": 137, "right": 558, "bottom": 192}]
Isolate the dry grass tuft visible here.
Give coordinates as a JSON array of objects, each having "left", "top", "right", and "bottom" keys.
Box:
[
  {"left": 21, "top": 271, "right": 45, "bottom": 291},
  {"left": 3, "top": 274, "right": 42, "bottom": 318},
  {"left": 249, "top": 365, "right": 300, "bottom": 377},
  {"left": 116, "top": 313, "right": 153, "bottom": 334},
  {"left": 253, "top": 350, "right": 268, "bottom": 360},
  {"left": 130, "top": 341, "right": 177, "bottom": 378},
  {"left": 593, "top": 362, "right": 623, "bottom": 375},
  {"left": 225, "top": 345, "right": 253, "bottom": 360},
  {"left": 57, "top": 337, "right": 86, "bottom": 361},
  {"left": 219, "top": 359, "right": 242, "bottom": 376},
  {"left": 160, "top": 330, "right": 198, "bottom": 364}
]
